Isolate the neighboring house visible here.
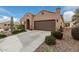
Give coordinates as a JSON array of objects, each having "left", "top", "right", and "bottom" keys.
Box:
[
  {"left": 0, "top": 21, "right": 11, "bottom": 32},
  {"left": 0, "top": 29, "right": 4, "bottom": 32},
  {"left": 20, "top": 8, "right": 65, "bottom": 31},
  {"left": 0, "top": 17, "right": 20, "bottom": 36}
]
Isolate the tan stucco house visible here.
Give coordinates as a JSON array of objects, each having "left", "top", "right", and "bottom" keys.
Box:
[
  {"left": 0, "top": 21, "right": 11, "bottom": 32},
  {"left": 20, "top": 8, "right": 64, "bottom": 31}
]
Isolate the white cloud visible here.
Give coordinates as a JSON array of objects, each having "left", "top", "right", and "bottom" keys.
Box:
[
  {"left": 0, "top": 7, "right": 18, "bottom": 23},
  {"left": 0, "top": 15, "right": 18, "bottom": 23},
  {"left": 2, "top": 16, "right": 9, "bottom": 19},
  {"left": 63, "top": 11, "right": 75, "bottom": 21},
  {"left": 0, "top": 16, "right": 9, "bottom": 23},
  {"left": 63, "top": 6, "right": 79, "bottom": 12},
  {"left": 63, "top": 6, "right": 79, "bottom": 21},
  {"left": 13, "top": 17, "right": 19, "bottom": 22}
]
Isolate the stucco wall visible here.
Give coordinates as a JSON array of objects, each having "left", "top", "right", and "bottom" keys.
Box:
[
  {"left": 20, "top": 13, "right": 34, "bottom": 29},
  {"left": 55, "top": 15, "right": 64, "bottom": 31}
]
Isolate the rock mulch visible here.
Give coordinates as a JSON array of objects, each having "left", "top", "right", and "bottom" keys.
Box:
[{"left": 35, "top": 28, "right": 79, "bottom": 52}]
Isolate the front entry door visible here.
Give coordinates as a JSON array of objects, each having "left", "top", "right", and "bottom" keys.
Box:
[{"left": 27, "top": 19, "right": 30, "bottom": 29}]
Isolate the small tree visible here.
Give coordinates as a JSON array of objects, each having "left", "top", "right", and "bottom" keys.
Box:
[{"left": 72, "top": 8, "right": 79, "bottom": 25}]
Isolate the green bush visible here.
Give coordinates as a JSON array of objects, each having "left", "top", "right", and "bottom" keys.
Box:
[
  {"left": 45, "top": 36, "right": 56, "bottom": 45},
  {"left": 12, "top": 25, "right": 26, "bottom": 34},
  {"left": 16, "top": 25, "right": 25, "bottom": 31},
  {"left": 19, "top": 29, "right": 26, "bottom": 32},
  {"left": 12, "top": 29, "right": 25, "bottom": 34},
  {"left": 12, "top": 30, "right": 20, "bottom": 34},
  {"left": 0, "top": 33, "right": 7, "bottom": 39},
  {"left": 71, "top": 25, "right": 79, "bottom": 40},
  {"left": 51, "top": 31, "right": 63, "bottom": 39}
]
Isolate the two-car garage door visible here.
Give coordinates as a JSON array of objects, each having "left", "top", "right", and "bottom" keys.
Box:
[{"left": 34, "top": 20, "right": 55, "bottom": 31}]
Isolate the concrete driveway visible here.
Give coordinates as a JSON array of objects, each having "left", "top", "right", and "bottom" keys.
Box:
[{"left": 0, "top": 30, "right": 50, "bottom": 52}]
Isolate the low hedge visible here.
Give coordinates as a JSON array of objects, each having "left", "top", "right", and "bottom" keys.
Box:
[
  {"left": 51, "top": 31, "right": 63, "bottom": 39},
  {"left": 12, "top": 29, "right": 26, "bottom": 34},
  {"left": 0, "top": 33, "right": 7, "bottom": 39},
  {"left": 45, "top": 36, "right": 56, "bottom": 45},
  {"left": 71, "top": 25, "right": 79, "bottom": 40}
]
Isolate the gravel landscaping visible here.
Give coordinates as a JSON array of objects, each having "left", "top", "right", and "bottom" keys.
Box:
[{"left": 35, "top": 28, "right": 79, "bottom": 52}]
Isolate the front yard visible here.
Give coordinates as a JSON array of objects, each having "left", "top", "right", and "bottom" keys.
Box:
[{"left": 35, "top": 27, "right": 79, "bottom": 52}]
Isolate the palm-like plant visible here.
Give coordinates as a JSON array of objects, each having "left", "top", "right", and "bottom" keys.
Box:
[
  {"left": 72, "top": 8, "right": 79, "bottom": 24},
  {"left": 10, "top": 16, "right": 14, "bottom": 33}
]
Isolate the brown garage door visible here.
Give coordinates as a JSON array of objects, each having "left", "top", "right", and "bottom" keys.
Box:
[{"left": 34, "top": 20, "right": 55, "bottom": 31}]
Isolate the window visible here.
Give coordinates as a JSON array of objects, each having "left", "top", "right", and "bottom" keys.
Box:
[
  {"left": 8, "top": 24, "right": 10, "bottom": 26},
  {"left": 41, "top": 12, "right": 44, "bottom": 15},
  {"left": 4, "top": 24, "right": 6, "bottom": 26}
]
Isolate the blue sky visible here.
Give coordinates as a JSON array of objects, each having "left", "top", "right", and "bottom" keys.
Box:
[
  {"left": 0, "top": 6, "right": 78, "bottom": 22},
  {"left": 0, "top": 6, "right": 64, "bottom": 18}
]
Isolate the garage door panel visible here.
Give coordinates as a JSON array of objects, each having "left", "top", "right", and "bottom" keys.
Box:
[{"left": 34, "top": 20, "right": 55, "bottom": 31}]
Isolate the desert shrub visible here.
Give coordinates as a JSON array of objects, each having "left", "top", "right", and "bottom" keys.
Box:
[
  {"left": 16, "top": 25, "right": 25, "bottom": 30},
  {"left": 12, "top": 25, "right": 26, "bottom": 34},
  {"left": 51, "top": 31, "right": 63, "bottom": 39},
  {"left": 0, "top": 32, "right": 7, "bottom": 39},
  {"left": 12, "top": 29, "right": 25, "bottom": 34},
  {"left": 71, "top": 25, "right": 79, "bottom": 40},
  {"left": 12, "top": 30, "right": 20, "bottom": 34},
  {"left": 45, "top": 36, "right": 56, "bottom": 45}
]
